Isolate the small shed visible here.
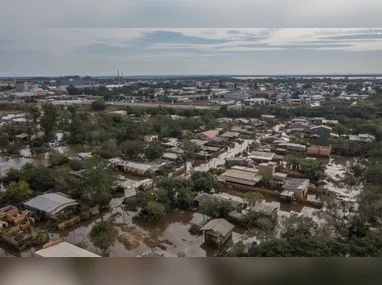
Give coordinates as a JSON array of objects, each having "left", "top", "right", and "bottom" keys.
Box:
[{"left": 200, "top": 218, "right": 235, "bottom": 247}]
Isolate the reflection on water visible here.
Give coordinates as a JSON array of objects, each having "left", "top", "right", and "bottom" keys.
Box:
[
  {"left": 0, "top": 156, "right": 49, "bottom": 176},
  {"left": 0, "top": 209, "right": 246, "bottom": 257}
]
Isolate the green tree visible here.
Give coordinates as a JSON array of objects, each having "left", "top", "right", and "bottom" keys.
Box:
[
  {"left": 40, "top": 103, "right": 58, "bottom": 142},
  {"left": 3, "top": 180, "right": 33, "bottom": 204},
  {"left": 145, "top": 140, "right": 164, "bottom": 160},
  {"left": 98, "top": 139, "right": 120, "bottom": 159},
  {"left": 83, "top": 156, "right": 115, "bottom": 211},
  {"left": 286, "top": 155, "right": 326, "bottom": 181},
  {"left": 144, "top": 200, "right": 166, "bottom": 221},
  {"left": 89, "top": 221, "right": 114, "bottom": 255},
  {"left": 121, "top": 140, "right": 145, "bottom": 160},
  {"left": 243, "top": 192, "right": 264, "bottom": 207},
  {"left": 333, "top": 123, "right": 347, "bottom": 136},
  {"left": 281, "top": 214, "right": 318, "bottom": 239},
  {"left": 191, "top": 171, "right": 222, "bottom": 193},
  {"left": 200, "top": 198, "right": 234, "bottom": 219},
  {"left": 180, "top": 140, "right": 200, "bottom": 175},
  {"left": 49, "top": 151, "right": 69, "bottom": 167},
  {"left": 67, "top": 84, "right": 79, "bottom": 95},
  {"left": 91, "top": 100, "right": 106, "bottom": 111}
]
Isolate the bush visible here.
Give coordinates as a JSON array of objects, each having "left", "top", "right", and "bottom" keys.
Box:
[
  {"left": 68, "top": 159, "right": 85, "bottom": 171},
  {"left": 91, "top": 100, "right": 106, "bottom": 111}
]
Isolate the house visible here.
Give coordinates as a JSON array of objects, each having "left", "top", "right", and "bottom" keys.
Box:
[
  {"left": 276, "top": 92, "right": 291, "bottom": 101},
  {"left": 144, "top": 135, "right": 159, "bottom": 142},
  {"left": 282, "top": 178, "right": 310, "bottom": 201},
  {"left": 30, "top": 88, "right": 46, "bottom": 96},
  {"left": 24, "top": 193, "right": 79, "bottom": 220},
  {"left": 207, "top": 136, "right": 230, "bottom": 147},
  {"left": 15, "top": 133, "right": 29, "bottom": 142},
  {"left": 161, "top": 152, "right": 182, "bottom": 163},
  {"left": 249, "top": 151, "right": 275, "bottom": 163},
  {"left": 250, "top": 118, "right": 266, "bottom": 128},
  {"left": 310, "top": 125, "right": 332, "bottom": 138},
  {"left": 162, "top": 138, "right": 179, "bottom": 149},
  {"left": 280, "top": 190, "right": 295, "bottom": 203},
  {"left": 15, "top": 81, "right": 28, "bottom": 92},
  {"left": 306, "top": 145, "right": 332, "bottom": 157},
  {"left": 190, "top": 139, "right": 209, "bottom": 147},
  {"left": 285, "top": 143, "right": 306, "bottom": 153},
  {"left": 193, "top": 193, "right": 244, "bottom": 211},
  {"left": 349, "top": 134, "right": 376, "bottom": 143},
  {"left": 201, "top": 130, "right": 219, "bottom": 138},
  {"left": 261, "top": 115, "right": 276, "bottom": 121},
  {"left": 108, "top": 110, "right": 127, "bottom": 116},
  {"left": 258, "top": 162, "right": 276, "bottom": 178},
  {"left": 35, "top": 241, "right": 100, "bottom": 257},
  {"left": 219, "top": 169, "right": 263, "bottom": 187},
  {"left": 200, "top": 218, "right": 235, "bottom": 247},
  {"left": 220, "top": 131, "right": 240, "bottom": 140},
  {"left": 75, "top": 152, "right": 92, "bottom": 159},
  {"left": 309, "top": 117, "right": 326, "bottom": 125},
  {"left": 116, "top": 161, "right": 156, "bottom": 176},
  {"left": 291, "top": 117, "right": 309, "bottom": 124},
  {"left": 234, "top": 118, "right": 250, "bottom": 125}
]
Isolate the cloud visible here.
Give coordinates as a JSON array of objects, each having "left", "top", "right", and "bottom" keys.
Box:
[
  {"left": 0, "top": 28, "right": 382, "bottom": 76},
  {"left": 1, "top": 1, "right": 382, "bottom": 28}
]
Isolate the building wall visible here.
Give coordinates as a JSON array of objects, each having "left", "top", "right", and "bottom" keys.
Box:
[
  {"left": 144, "top": 135, "right": 158, "bottom": 142},
  {"left": 306, "top": 146, "right": 331, "bottom": 157},
  {"left": 15, "top": 82, "right": 28, "bottom": 92},
  {"left": 258, "top": 163, "right": 275, "bottom": 178}
]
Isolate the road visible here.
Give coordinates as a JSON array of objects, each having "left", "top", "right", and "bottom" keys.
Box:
[{"left": 50, "top": 100, "right": 220, "bottom": 110}]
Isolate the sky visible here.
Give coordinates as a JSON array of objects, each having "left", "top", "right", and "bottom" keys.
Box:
[{"left": 1, "top": 0, "right": 382, "bottom": 76}]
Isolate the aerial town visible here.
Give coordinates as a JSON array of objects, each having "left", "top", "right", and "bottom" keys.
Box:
[{"left": 0, "top": 75, "right": 382, "bottom": 257}]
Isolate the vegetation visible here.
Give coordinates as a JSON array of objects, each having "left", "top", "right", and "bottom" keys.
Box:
[
  {"left": 89, "top": 221, "right": 114, "bottom": 255},
  {"left": 91, "top": 100, "right": 106, "bottom": 111},
  {"left": 200, "top": 198, "right": 234, "bottom": 219},
  {"left": 286, "top": 155, "right": 326, "bottom": 181},
  {"left": 82, "top": 155, "right": 115, "bottom": 209},
  {"left": 2, "top": 180, "right": 33, "bottom": 204}
]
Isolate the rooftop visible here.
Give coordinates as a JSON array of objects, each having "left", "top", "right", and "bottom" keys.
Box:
[
  {"left": 200, "top": 218, "right": 235, "bottom": 237},
  {"left": 35, "top": 242, "right": 100, "bottom": 257},
  {"left": 119, "top": 161, "right": 155, "bottom": 172},
  {"left": 190, "top": 139, "right": 209, "bottom": 147},
  {"left": 219, "top": 169, "right": 263, "bottom": 186},
  {"left": 221, "top": 131, "right": 240, "bottom": 138},
  {"left": 282, "top": 179, "right": 310, "bottom": 191},
  {"left": 250, "top": 151, "right": 275, "bottom": 161},
  {"left": 24, "top": 193, "right": 78, "bottom": 215},
  {"left": 310, "top": 125, "right": 333, "bottom": 131}
]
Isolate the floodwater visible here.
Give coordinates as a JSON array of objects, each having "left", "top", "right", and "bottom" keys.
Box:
[
  {"left": 0, "top": 155, "right": 49, "bottom": 176},
  {"left": 0, "top": 209, "right": 246, "bottom": 257}
]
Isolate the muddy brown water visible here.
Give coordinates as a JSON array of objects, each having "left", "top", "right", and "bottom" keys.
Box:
[{"left": 0, "top": 208, "right": 246, "bottom": 257}]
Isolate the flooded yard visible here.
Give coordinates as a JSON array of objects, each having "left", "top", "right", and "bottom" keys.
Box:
[{"left": 0, "top": 208, "right": 246, "bottom": 257}]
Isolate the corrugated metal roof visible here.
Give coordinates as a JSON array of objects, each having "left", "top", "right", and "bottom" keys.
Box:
[
  {"left": 24, "top": 193, "right": 78, "bottom": 215},
  {"left": 35, "top": 242, "right": 100, "bottom": 257}
]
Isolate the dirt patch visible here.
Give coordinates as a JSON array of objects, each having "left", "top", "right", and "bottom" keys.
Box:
[
  {"left": 117, "top": 233, "right": 141, "bottom": 250},
  {"left": 117, "top": 226, "right": 150, "bottom": 250}
]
